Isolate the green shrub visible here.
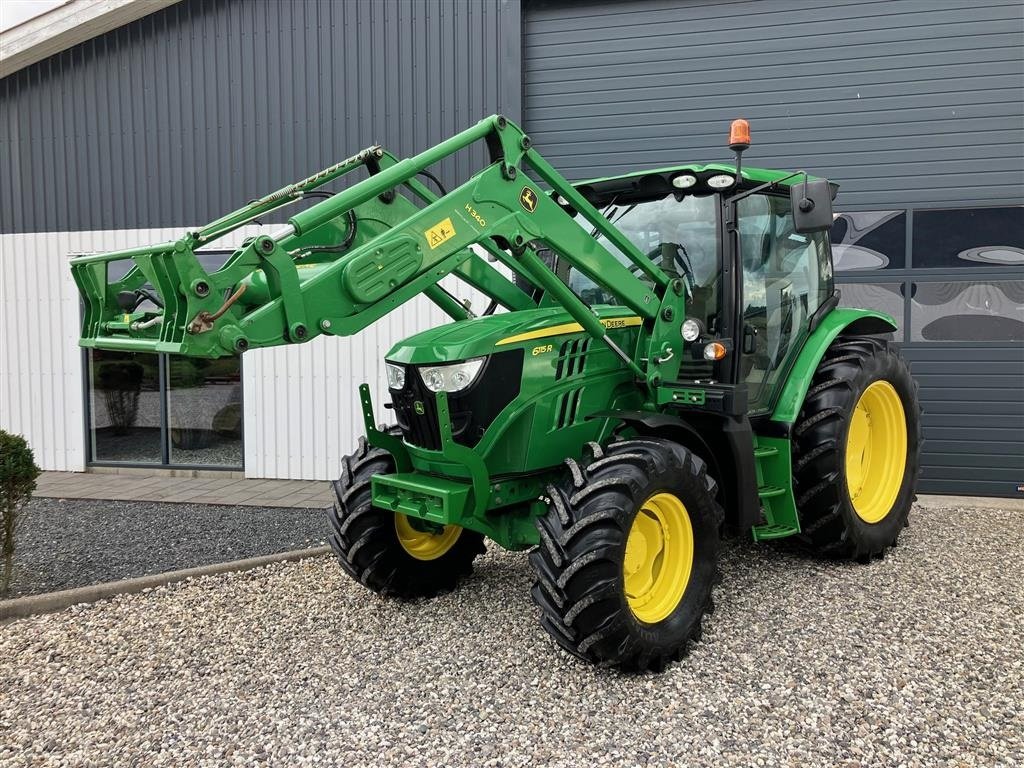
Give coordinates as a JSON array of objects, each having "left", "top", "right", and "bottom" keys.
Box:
[{"left": 0, "top": 431, "right": 41, "bottom": 598}]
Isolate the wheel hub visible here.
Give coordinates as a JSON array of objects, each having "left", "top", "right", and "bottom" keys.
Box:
[
  {"left": 394, "top": 514, "right": 462, "bottom": 560},
  {"left": 623, "top": 492, "right": 694, "bottom": 624},
  {"left": 845, "top": 380, "right": 908, "bottom": 523}
]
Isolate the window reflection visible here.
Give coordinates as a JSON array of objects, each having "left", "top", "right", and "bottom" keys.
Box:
[
  {"left": 910, "top": 281, "right": 1024, "bottom": 341},
  {"left": 89, "top": 350, "right": 162, "bottom": 463},
  {"left": 830, "top": 211, "right": 906, "bottom": 271},
  {"left": 912, "top": 207, "right": 1024, "bottom": 269},
  {"left": 87, "top": 350, "right": 243, "bottom": 468},
  {"left": 167, "top": 357, "right": 243, "bottom": 467}
]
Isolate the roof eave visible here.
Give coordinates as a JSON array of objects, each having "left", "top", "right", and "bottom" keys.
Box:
[{"left": 1, "top": 0, "right": 182, "bottom": 80}]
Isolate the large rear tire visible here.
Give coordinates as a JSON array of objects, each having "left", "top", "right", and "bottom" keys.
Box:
[
  {"left": 529, "top": 438, "right": 723, "bottom": 672},
  {"left": 793, "top": 337, "right": 921, "bottom": 560},
  {"left": 328, "top": 433, "right": 485, "bottom": 598}
]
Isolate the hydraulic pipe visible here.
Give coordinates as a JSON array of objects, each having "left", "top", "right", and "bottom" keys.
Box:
[{"left": 286, "top": 117, "right": 499, "bottom": 240}]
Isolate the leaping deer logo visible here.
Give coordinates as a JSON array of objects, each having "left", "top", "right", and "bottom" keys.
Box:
[{"left": 519, "top": 187, "right": 538, "bottom": 213}]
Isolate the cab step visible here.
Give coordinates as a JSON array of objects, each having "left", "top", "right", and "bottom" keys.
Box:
[
  {"left": 751, "top": 434, "right": 801, "bottom": 542},
  {"left": 757, "top": 485, "right": 786, "bottom": 499},
  {"left": 751, "top": 523, "right": 799, "bottom": 540}
]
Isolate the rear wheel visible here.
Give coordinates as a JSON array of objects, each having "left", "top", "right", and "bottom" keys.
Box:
[
  {"left": 793, "top": 337, "right": 921, "bottom": 560},
  {"left": 328, "top": 433, "right": 485, "bottom": 598},
  {"left": 529, "top": 438, "right": 722, "bottom": 671}
]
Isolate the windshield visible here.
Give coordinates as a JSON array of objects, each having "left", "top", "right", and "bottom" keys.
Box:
[{"left": 568, "top": 194, "right": 721, "bottom": 335}]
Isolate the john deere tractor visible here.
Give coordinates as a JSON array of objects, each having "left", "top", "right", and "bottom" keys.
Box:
[{"left": 73, "top": 116, "right": 921, "bottom": 671}]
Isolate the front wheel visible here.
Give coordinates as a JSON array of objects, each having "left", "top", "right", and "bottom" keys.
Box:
[
  {"left": 529, "top": 438, "right": 723, "bottom": 672},
  {"left": 327, "top": 433, "right": 485, "bottom": 599},
  {"left": 793, "top": 336, "right": 922, "bottom": 560}
]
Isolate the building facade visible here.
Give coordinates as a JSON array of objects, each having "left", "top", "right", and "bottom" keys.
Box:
[{"left": 1, "top": 0, "right": 1021, "bottom": 496}]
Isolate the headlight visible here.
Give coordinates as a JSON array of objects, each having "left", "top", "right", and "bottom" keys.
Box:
[
  {"left": 385, "top": 362, "right": 406, "bottom": 390},
  {"left": 672, "top": 173, "right": 698, "bottom": 189},
  {"left": 419, "top": 358, "right": 485, "bottom": 393},
  {"left": 681, "top": 318, "right": 702, "bottom": 342},
  {"left": 706, "top": 173, "right": 736, "bottom": 189}
]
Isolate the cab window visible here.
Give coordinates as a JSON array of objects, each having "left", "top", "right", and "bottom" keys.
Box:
[
  {"left": 569, "top": 194, "right": 722, "bottom": 338},
  {"left": 738, "top": 193, "right": 834, "bottom": 412}
]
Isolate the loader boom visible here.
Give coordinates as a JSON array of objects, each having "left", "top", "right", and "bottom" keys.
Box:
[{"left": 72, "top": 116, "right": 669, "bottom": 381}]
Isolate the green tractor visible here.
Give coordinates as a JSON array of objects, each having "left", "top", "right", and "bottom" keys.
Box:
[{"left": 72, "top": 116, "right": 921, "bottom": 671}]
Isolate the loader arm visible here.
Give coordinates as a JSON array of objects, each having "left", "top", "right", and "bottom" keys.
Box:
[{"left": 72, "top": 115, "right": 666, "bottom": 378}]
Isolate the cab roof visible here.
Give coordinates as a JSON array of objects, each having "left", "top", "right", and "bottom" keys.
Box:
[{"left": 573, "top": 163, "right": 836, "bottom": 208}]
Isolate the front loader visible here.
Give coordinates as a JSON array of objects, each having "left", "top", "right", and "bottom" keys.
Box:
[{"left": 72, "top": 115, "right": 921, "bottom": 671}]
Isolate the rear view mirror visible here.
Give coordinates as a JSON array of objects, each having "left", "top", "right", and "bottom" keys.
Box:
[{"left": 790, "top": 178, "right": 834, "bottom": 233}]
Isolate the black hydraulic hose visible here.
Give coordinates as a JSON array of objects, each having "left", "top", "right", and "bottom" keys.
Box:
[
  {"left": 136, "top": 287, "right": 164, "bottom": 309},
  {"left": 417, "top": 170, "right": 448, "bottom": 196},
  {"left": 298, "top": 208, "right": 358, "bottom": 255}
]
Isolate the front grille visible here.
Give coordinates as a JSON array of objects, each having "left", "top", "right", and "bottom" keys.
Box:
[
  {"left": 389, "top": 350, "right": 524, "bottom": 450},
  {"left": 555, "top": 338, "right": 590, "bottom": 380}
]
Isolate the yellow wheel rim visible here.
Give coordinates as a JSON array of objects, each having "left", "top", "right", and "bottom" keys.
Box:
[
  {"left": 845, "top": 380, "right": 908, "bottom": 523},
  {"left": 623, "top": 492, "right": 694, "bottom": 624},
  {"left": 394, "top": 515, "right": 462, "bottom": 561}
]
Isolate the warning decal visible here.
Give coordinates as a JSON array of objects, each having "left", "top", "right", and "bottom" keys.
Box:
[{"left": 424, "top": 217, "right": 456, "bottom": 250}]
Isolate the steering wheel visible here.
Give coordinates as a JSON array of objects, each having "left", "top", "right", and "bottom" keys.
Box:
[{"left": 627, "top": 244, "right": 697, "bottom": 296}]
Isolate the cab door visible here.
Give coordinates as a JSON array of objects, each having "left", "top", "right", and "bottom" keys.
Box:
[{"left": 736, "top": 193, "right": 834, "bottom": 413}]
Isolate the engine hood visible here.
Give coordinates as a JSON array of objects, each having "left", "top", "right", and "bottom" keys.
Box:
[{"left": 386, "top": 305, "right": 643, "bottom": 364}]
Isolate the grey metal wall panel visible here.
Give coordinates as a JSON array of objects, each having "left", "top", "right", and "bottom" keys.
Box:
[
  {"left": 0, "top": 0, "right": 521, "bottom": 233},
  {"left": 901, "top": 344, "right": 1024, "bottom": 497},
  {"left": 524, "top": 0, "right": 1024, "bottom": 210}
]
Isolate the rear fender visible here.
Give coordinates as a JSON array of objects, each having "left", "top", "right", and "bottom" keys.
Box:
[{"left": 771, "top": 308, "right": 898, "bottom": 424}]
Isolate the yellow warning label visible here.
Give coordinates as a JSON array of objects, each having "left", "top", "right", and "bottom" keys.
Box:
[{"left": 424, "top": 217, "right": 456, "bottom": 250}]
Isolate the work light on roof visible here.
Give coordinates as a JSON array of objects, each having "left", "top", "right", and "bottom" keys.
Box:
[
  {"left": 671, "top": 174, "right": 698, "bottom": 190},
  {"left": 706, "top": 174, "right": 736, "bottom": 190}
]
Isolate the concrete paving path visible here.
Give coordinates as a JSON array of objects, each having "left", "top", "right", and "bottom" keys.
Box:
[{"left": 34, "top": 471, "right": 334, "bottom": 509}]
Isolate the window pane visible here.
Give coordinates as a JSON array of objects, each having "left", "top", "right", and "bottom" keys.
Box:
[
  {"left": 89, "top": 350, "right": 162, "bottom": 463},
  {"left": 838, "top": 282, "right": 904, "bottom": 341},
  {"left": 912, "top": 207, "right": 1024, "bottom": 269},
  {"left": 830, "top": 211, "right": 906, "bottom": 271},
  {"left": 567, "top": 194, "right": 721, "bottom": 321},
  {"left": 739, "top": 193, "right": 832, "bottom": 410},
  {"left": 911, "top": 281, "right": 1024, "bottom": 341},
  {"left": 167, "top": 357, "right": 243, "bottom": 467}
]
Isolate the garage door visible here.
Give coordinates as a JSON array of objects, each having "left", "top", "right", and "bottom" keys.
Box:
[{"left": 524, "top": 0, "right": 1024, "bottom": 497}]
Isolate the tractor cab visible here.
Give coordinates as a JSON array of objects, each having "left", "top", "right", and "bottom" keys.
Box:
[{"left": 551, "top": 149, "right": 839, "bottom": 416}]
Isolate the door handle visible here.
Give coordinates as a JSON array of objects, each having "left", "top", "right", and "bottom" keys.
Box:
[{"left": 742, "top": 324, "right": 757, "bottom": 354}]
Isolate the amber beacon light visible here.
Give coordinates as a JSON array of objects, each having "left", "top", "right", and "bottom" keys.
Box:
[
  {"left": 729, "top": 118, "right": 751, "bottom": 150},
  {"left": 728, "top": 118, "right": 750, "bottom": 182}
]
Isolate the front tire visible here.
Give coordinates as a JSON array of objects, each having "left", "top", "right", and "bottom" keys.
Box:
[
  {"left": 529, "top": 438, "right": 723, "bottom": 672},
  {"left": 328, "top": 434, "right": 485, "bottom": 598},
  {"left": 793, "top": 336, "right": 922, "bottom": 560}
]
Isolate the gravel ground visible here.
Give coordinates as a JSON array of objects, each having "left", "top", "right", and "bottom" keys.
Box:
[
  {"left": 5, "top": 498, "right": 326, "bottom": 598},
  {"left": 1, "top": 504, "right": 1021, "bottom": 767}
]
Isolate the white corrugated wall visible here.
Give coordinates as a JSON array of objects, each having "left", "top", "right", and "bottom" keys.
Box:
[{"left": 0, "top": 229, "right": 496, "bottom": 479}]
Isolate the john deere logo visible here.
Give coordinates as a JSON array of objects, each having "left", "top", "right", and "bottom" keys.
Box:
[
  {"left": 413, "top": 401, "right": 425, "bottom": 415},
  {"left": 519, "top": 186, "right": 538, "bottom": 213}
]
